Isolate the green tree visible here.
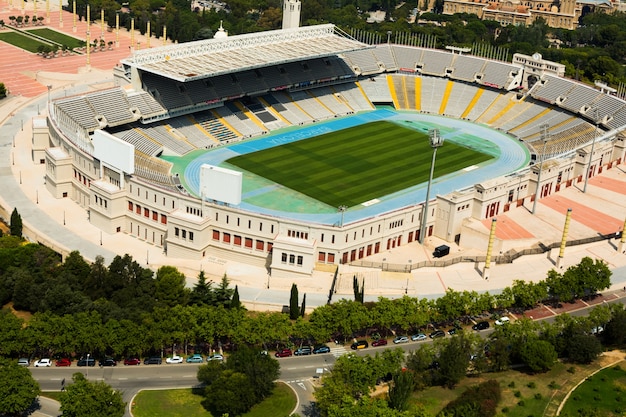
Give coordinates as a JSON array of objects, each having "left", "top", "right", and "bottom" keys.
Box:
[
  {"left": 60, "top": 373, "right": 125, "bottom": 417},
  {"left": 300, "top": 292, "right": 306, "bottom": 317},
  {"left": 231, "top": 284, "right": 241, "bottom": 309},
  {"left": 0, "top": 359, "right": 40, "bottom": 416},
  {"left": 0, "top": 82, "right": 6, "bottom": 99},
  {"left": 519, "top": 339, "right": 557, "bottom": 373},
  {"left": 190, "top": 270, "right": 214, "bottom": 305},
  {"left": 436, "top": 331, "right": 472, "bottom": 388},
  {"left": 604, "top": 307, "right": 626, "bottom": 346},
  {"left": 289, "top": 283, "right": 299, "bottom": 320},
  {"left": 10, "top": 208, "right": 22, "bottom": 238},
  {"left": 154, "top": 265, "right": 188, "bottom": 307},
  {"left": 566, "top": 333, "right": 603, "bottom": 364},
  {"left": 387, "top": 369, "right": 414, "bottom": 411}
]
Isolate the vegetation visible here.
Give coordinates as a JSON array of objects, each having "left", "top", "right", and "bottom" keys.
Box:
[
  {"left": 0, "top": 359, "right": 40, "bottom": 417},
  {"left": 289, "top": 283, "right": 299, "bottom": 320},
  {"left": 59, "top": 373, "right": 125, "bottom": 417},
  {"left": 560, "top": 364, "right": 626, "bottom": 417},
  {"left": 9, "top": 208, "right": 22, "bottom": 238},
  {"left": 197, "top": 346, "right": 280, "bottom": 415},
  {"left": 0, "top": 31, "right": 50, "bottom": 53},
  {"left": 131, "top": 383, "right": 296, "bottom": 417},
  {"left": 227, "top": 121, "right": 493, "bottom": 207},
  {"left": 0, "top": 82, "right": 6, "bottom": 99},
  {"left": 26, "top": 28, "right": 83, "bottom": 49}
]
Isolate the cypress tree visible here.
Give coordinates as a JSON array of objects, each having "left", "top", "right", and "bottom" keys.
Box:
[
  {"left": 231, "top": 285, "right": 241, "bottom": 309},
  {"left": 289, "top": 283, "right": 299, "bottom": 320},
  {"left": 10, "top": 208, "right": 22, "bottom": 238},
  {"left": 300, "top": 293, "right": 306, "bottom": 317}
]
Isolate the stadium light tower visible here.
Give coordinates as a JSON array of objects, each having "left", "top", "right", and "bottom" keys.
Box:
[
  {"left": 419, "top": 129, "right": 444, "bottom": 245},
  {"left": 338, "top": 205, "right": 347, "bottom": 228},
  {"left": 583, "top": 107, "right": 599, "bottom": 194},
  {"left": 531, "top": 124, "right": 549, "bottom": 215}
]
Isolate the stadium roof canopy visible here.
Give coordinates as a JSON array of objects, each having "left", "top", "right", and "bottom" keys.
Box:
[{"left": 121, "top": 24, "right": 370, "bottom": 82}]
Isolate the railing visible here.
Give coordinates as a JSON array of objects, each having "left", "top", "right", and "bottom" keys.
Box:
[{"left": 349, "top": 233, "right": 613, "bottom": 272}]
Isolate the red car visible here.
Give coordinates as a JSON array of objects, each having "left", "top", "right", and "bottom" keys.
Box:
[
  {"left": 274, "top": 348, "right": 293, "bottom": 358},
  {"left": 371, "top": 339, "right": 388, "bottom": 347},
  {"left": 55, "top": 358, "right": 72, "bottom": 367},
  {"left": 124, "top": 357, "right": 141, "bottom": 366}
]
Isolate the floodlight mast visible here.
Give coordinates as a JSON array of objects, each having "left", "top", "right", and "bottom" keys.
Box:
[
  {"left": 582, "top": 107, "right": 599, "bottom": 194},
  {"left": 419, "top": 129, "right": 443, "bottom": 245},
  {"left": 531, "top": 124, "right": 550, "bottom": 215}
]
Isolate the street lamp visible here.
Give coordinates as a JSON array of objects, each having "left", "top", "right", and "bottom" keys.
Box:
[
  {"left": 419, "top": 129, "right": 444, "bottom": 244},
  {"left": 338, "top": 205, "right": 347, "bottom": 228},
  {"left": 386, "top": 30, "right": 392, "bottom": 44},
  {"left": 583, "top": 107, "right": 599, "bottom": 194},
  {"left": 531, "top": 124, "right": 550, "bottom": 215}
]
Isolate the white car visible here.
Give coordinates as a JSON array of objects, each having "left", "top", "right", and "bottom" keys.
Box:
[
  {"left": 34, "top": 358, "right": 52, "bottom": 367},
  {"left": 165, "top": 355, "right": 184, "bottom": 364},
  {"left": 207, "top": 354, "right": 224, "bottom": 361},
  {"left": 495, "top": 316, "right": 511, "bottom": 326}
]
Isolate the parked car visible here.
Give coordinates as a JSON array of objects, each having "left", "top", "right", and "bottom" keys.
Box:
[
  {"left": 495, "top": 317, "right": 510, "bottom": 326},
  {"left": 185, "top": 354, "right": 203, "bottom": 363},
  {"left": 372, "top": 339, "right": 388, "bottom": 347},
  {"left": 123, "top": 357, "right": 141, "bottom": 366},
  {"left": 55, "top": 358, "right": 72, "bottom": 367},
  {"left": 350, "top": 340, "right": 368, "bottom": 350},
  {"left": 393, "top": 336, "right": 409, "bottom": 344},
  {"left": 275, "top": 348, "right": 293, "bottom": 358},
  {"left": 472, "top": 321, "right": 490, "bottom": 331},
  {"left": 34, "top": 358, "right": 52, "bottom": 367},
  {"left": 100, "top": 358, "right": 117, "bottom": 367},
  {"left": 77, "top": 357, "right": 96, "bottom": 367},
  {"left": 144, "top": 357, "right": 163, "bottom": 365},
  {"left": 429, "top": 330, "right": 446, "bottom": 339},
  {"left": 207, "top": 354, "right": 224, "bottom": 361},
  {"left": 18, "top": 358, "right": 30, "bottom": 367},
  {"left": 294, "top": 346, "right": 313, "bottom": 356},
  {"left": 165, "top": 355, "right": 184, "bottom": 364},
  {"left": 411, "top": 333, "right": 427, "bottom": 341},
  {"left": 313, "top": 345, "right": 330, "bottom": 354}
]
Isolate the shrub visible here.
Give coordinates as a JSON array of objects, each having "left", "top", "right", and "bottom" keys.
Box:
[
  {"left": 502, "top": 407, "right": 509, "bottom": 413},
  {"left": 567, "top": 367, "right": 576, "bottom": 374},
  {"left": 440, "top": 379, "right": 502, "bottom": 417},
  {"left": 509, "top": 381, "right": 516, "bottom": 388},
  {"left": 615, "top": 365, "right": 622, "bottom": 371},
  {"left": 548, "top": 381, "right": 560, "bottom": 389},
  {"left": 527, "top": 382, "right": 536, "bottom": 389},
  {"left": 514, "top": 390, "right": 522, "bottom": 398},
  {"left": 518, "top": 400, "right": 525, "bottom": 406},
  {"left": 534, "top": 393, "right": 542, "bottom": 400}
]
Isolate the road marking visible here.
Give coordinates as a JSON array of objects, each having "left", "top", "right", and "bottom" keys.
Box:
[
  {"left": 303, "top": 365, "right": 315, "bottom": 368},
  {"left": 117, "top": 378, "right": 128, "bottom": 380},
  {"left": 297, "top": 382, "right": 306, "bottom": 390},
  {"left": 286, "top": 367, "right": 297, "bottom": 370},
  {"left": 159, "top": 376, "right": 173, "bottom": 379},
  {"left": 50, "top": 378, "right": 61, "bottom": 381}
]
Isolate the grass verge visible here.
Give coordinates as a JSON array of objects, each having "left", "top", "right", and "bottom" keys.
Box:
[
  {"left": 26, "top": 28, "right": 83, "bottom": 48},
  {"left": 227, "top": 120, "right": 492, "bottom": 207},
  {"left": 0, "top": 31, "right": 49, "bottom": 52},
  {"left": 130, "top": 382, "right": 296, "bottom": 417}
]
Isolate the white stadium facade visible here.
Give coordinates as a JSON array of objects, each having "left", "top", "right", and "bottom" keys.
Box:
[{"left": 39, "top": 23, "right": 626, "bottom": 278}]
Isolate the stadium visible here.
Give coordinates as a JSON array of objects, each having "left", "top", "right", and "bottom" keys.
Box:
[{"left": 41, "top": 22, "right": 626, "bottom": 278}]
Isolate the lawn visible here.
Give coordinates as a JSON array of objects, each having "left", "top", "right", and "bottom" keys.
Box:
[
  {"left": 0, "top": 31, "right": 49, "bottom": 53},
  {"left": 26, "top": 28, "right": 83, "bottom": 49},
  {"left": 410, "top": 361, "right": 612, "bottom": 417},
  {"left": 131, "top": 382, "right": 296, "bottom": 417},
  {"left": 226, "top": 121, "right": 493, "bottom": 207},
  {"left": 561, "top": 362, "right": 626, "bottom": 417}
]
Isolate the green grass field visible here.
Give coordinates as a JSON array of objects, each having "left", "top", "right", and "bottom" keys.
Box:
[
  {"left": 227, "top": 121, "right": 493, "bottom": 207},
  {"left": 130, "top": 383, "right": 296, "bottom": 417},
  {"left": 561, "top": 363, "right": 626, "bottom": 416},
  {"left": 27, "top": 28, "right": 84, "bottom": 48},
  {"left": 0, "top": 31, "right": 49, "bottom": 53}
]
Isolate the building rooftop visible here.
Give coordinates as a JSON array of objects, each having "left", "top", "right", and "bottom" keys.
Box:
[{"left": 120, "top": 24, "right": 369, "bottom": 82}]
